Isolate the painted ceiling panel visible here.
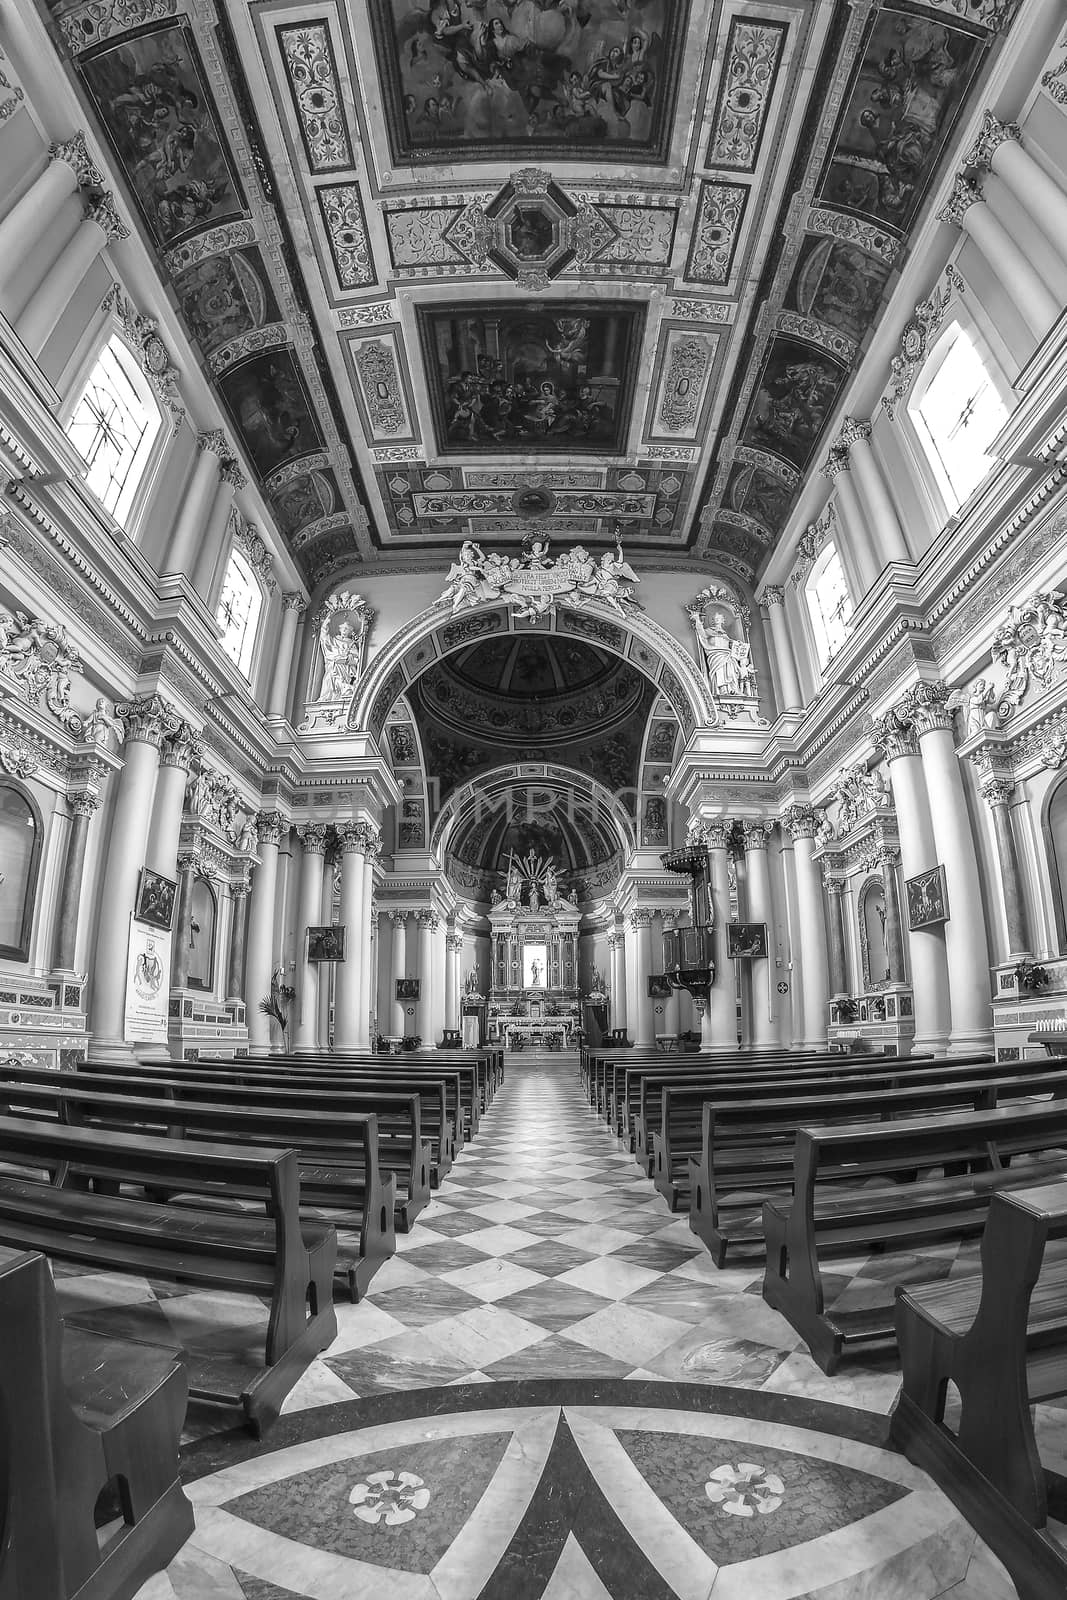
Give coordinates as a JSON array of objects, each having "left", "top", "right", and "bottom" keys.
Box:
[{"left": 45, "top": 0, "right": 1015, "bottom": 589}]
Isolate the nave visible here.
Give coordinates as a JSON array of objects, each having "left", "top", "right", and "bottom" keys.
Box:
[{"left": 55, "top": 1051, "right": 1041, "bottom": 1600}]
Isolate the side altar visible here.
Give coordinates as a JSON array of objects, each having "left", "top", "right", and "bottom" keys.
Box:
[{"left": 487, "top": 855, "right": 581, "bottom": 1049}]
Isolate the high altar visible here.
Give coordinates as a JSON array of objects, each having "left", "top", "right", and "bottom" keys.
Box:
[{"left": 488, "top": 857, "right": 581, "bottom": 1049}]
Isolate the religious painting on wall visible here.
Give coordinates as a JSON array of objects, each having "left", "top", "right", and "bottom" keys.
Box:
[
  {"left": 217, "top": 349, "right": 324, "bottom": 480},
  {"left": 727, "top": 922, "right": 768, "bottom": 959},
  {"left": 741, "top": 336, "right": 849, "bottom": 472},
  {"left": 79, "top": 23, "right": 245, "bottom": 249},
  {"left": 173, "top": 247, "right": 279, "bottom": 358},
  {"left": 817, "top": 5, "right": 988, "bottom": 233},
  {"left": 905, "top": 864, "right": 949, "bottom": 930},
  {"left": 784, "top": 236, "right": 891, "bottom": 346},
  {"left": 368, "top": 0, "right": 689, "bottom": 165},
  {"left": 307, "top": 925, "right": 347, "bottom": 962},
  {"left": 523, "top": 943, "right": 548, "bottom": 989},
  {"left": 134, "top": 868, "right": 176, "bottom": 931},
  {"left": 417, "top": 302, "right": 645, "bottom": 456}
]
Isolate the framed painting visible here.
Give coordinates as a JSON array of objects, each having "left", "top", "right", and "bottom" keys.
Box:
[
  {"left": 905, "top": 865, "right": 950, "bottom": 930},
  {"left": 648, "top": 974, "right": 673, "bottom": 998},
  {"left": 523, "top": 943, "right": 548, "bottom": 989},
  {"left": 79, "top": 22, "right": 245, "bottom": 250},
  {"left": 135, "top": 868, "right": 177, "bottom": 931},
  {"left": 307, "top": 924, "right": 347, "bottom": 962},
  {"left": 396, "top": 977, "right": 421, "bottom": 1000},
  {"left": 217, "top": 348, "right": 324, "bottom": 480},
  {"left": 367, "top": 0, "right": 690, "bottom": 167},
  {"left": 727, "top": 922, "right": 767, "bottom": 959},
  {"left": 741, "top": 336, "right": 848, "bottom": 471},
  {"left": 417, "top": 301, "right": 645, "bottom": 456}
]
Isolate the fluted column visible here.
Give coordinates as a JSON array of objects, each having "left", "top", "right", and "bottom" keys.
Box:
[
  {"left": 741, "top": 820, "right": 776, "bottom": 1049},
  {"left": 782, "top": 805, "right": 830, "bottom": 1048},
  {"left": 0, "top": 133, "right": 102, "bottom": 303},
  {"left": 906, "top": 684, "right": 993, "bottom": 1052},
  {"left": 940, "top": 175, "right": 1059, "bottom": 340},
  {"left": 293, "top": 823, "right": 327, "bottom": 1054},
  {"left": 88, "top": 695, "right": 174, "bottom": 1060},
  {"left": 445, "top": 932, "right": 463, "bottom": 1033},
  {"left": 390, "top": 911, "right": 409, "bottom": 1036},
  {"left": 759, "top": 587, "right": 801, "bottom": 711},
  {"left": 822, "top": 451, "right": 877, "bottom": 596},
  {"left": 823, "top": 857, "right": 849, "bottom": 997},
  {"left": 704, "top": 821, "right": 736, "bottom": 1052},
  {"left": 630, "top": 909, "right": 653, "bottom": 1048},
  {"left": 52, "top": 791, "right": 98, "bottom": 973},
  {"left": 164, "top": 431, "right": 228, "bottom": 579},
  {"left": 873, "top": 711, "right": 951, "bottom": 1053},
  {"left": 416, "top": 911, "right": 437, "bottom": 1046},
  {"left": 227, "top": 881, "right": 250, "bottom": 1003},
  {"left": 20, "top": 193, "right": 129, "bottom": 355},
  {"left": 245, "top": 812, "right": 283, "bottom": 1048},
  {"left": 977, "top": 774, "right": 1030, "bottom": 957},
  {"left": 836, "top": 418, "right": 909, "bottom": 566},
  {"left": 608, "top": 931, "right": 627, "bottom": 1031},
  {"left": 145, "top": 722, "right": 202, "bottom": 878},
  {"left": 333, "top": 826, "right": 367, "bottom": 1050},
  {"left": 967, "top": 110, "right": 1067, "bottom": 272},
  {"left": 268, "top": 595, "right": 308, "bottom": 719}
]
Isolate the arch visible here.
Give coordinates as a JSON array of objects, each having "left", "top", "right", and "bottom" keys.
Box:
[
  {"left": 0, "top": 779, "right": 43, "bottom": 962},
  {"left": 857, "top": 874, "right": 889, "bottom": 991},
  {"left": 187, "top": 878, "right": 217, "bottom": 993},
  {"left": 1043, "top": 771, "right": 1067, "bottom": 955},
  {"left": 349, "top": 598, "right": 714, "bottom": 745}
]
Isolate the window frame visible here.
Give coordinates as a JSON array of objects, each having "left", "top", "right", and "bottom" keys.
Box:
[
  {"left": 62, "top": 324, "right": 167, "bottom": 535},
  {"left": 804, "top": 542, "right": 853, "bottom": 672},
  {"left": 215, "top": 544, "right": 266, "bottom": 681},
  {"left": 0, "top": 779, "right": 43, "bottom": 963},
  {"left": 905, "top": 312, "right": 1013, "bottom": 517}
]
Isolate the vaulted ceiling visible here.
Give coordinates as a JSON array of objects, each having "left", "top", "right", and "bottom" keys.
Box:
[{"left": 48, "top": 0, "right": 1011, "bottom": 589}]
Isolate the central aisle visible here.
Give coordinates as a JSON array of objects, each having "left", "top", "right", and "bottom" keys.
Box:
[{"left": 157, "top": 1056, "right": 1016, "bottom": 1599}]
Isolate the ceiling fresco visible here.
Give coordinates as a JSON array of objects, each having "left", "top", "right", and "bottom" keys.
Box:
[{"left": 45, "top": 0, "right": 1016, "bottom": 589}]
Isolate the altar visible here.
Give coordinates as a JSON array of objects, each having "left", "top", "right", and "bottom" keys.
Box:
[
  {"left": 487, "top": 853, "right": 582, "bottom": 1051},
  {"left": 499, "top": 1019, "right": 572, "bottom": 1052}
]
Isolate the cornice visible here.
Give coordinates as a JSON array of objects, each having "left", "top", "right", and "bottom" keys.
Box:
[{"left": 7, "top": 489, "right": 145, "bottom": 642}]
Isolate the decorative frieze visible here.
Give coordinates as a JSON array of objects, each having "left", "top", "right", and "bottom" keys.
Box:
[
  {"left": 234, "top": 519, "right": 276, "bottom": 592},
  {"left": 833, "top": 763, "right": 892, "bottom": 833}
]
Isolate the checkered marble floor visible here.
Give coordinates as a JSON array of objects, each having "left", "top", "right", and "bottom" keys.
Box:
[{"left": 54, "top": 1051, "right": 1060, "bottom": 1598}]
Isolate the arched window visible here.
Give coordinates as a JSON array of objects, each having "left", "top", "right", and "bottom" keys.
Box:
[
  {"left": 805, "top": 543, "right": 852, "bottom": 669},
  {"left": 0, "top": 781, "right": 42, "bottom": 961},
  {"left": 908, "top": 322, "right": 1009, "bottom": 510},
  {"left": 1048, "top": 776, "right": 1067, "bottom": 954},
  {"left": 65, "top": 335, "right": 163, "bottom": 524},
  {"left": 216, "top": 548, "right": 264, "bottom": 678}
]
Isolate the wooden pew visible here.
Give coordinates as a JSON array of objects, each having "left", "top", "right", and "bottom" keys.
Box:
[
  {"left": 0, "top": 1066, "right": 427, "bottom": 1232},
  {"left": 241, "top": 1052, "right": 484, "bottom": 1143},
  {"left": 0, "top": 1080, "right": 396, "bottom": 1294},
  {"left": 683, "top": 1061, "right": 1067, "bottom": 1264},
  {"left": 0, "top": 1115, "right": 337, "bottom": 1433},
  {"left": 890, "top": 1180, "right": 1067, "bottom": 1600},
  {"left": 0, "top": 1247, "right": 192, "bottom": 1600},
  {"left": 761, "top": 1100, "right": 1067, "bottom": 1375}
]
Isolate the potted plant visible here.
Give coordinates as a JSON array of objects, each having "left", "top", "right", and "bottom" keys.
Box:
[
  {"left": 401, "top": 1033, "right": 422, "bottom": 1052},
  {"left": 1015, "top": 957, "right": 1051, "bottom": 992},
  {"left": 833, "top": 995, "right": 858, "bottom": 1025},
  {"left": 259, "top": 967, "right": 295, "bottom": 1052}
]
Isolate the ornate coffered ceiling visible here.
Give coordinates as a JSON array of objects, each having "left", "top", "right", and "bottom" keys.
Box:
[{"left": 46, "top": 0, "right": 1015, "bottom": 588}]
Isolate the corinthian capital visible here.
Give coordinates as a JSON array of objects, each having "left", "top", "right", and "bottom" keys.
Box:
[
  {"left": 338, "top": 821, "right": 376, "bottom": 854},
  {"left": 84, "top": 191, "right": 130, "bottom": 242},
  {"left": 115, "top": 694, "right": 179, "bottom": 747},
  {"left": 821, "top": 447, "right": 851, "bottom": 481},
  {"left": 836, "top": 416, "right": 872, "bottom": 453},
  {"left": 256, "top": 810, "right": 284, "bottom": 846},
  {"left": 197, "top": 429, "right": 229, "bottom": 457},
  {"left": 49, "top": 131, "right": 103, "bottom": 189},
  {"left": 740, "top": 819, "right": 773, "bottom": 850},
  {"left": 219, "top": 459, "right": 247, "bottom": 493},
  {"left": 871, "top": 710, "right": 919, "bottom": 762},
  {"left": 938, "top": 174, "right": 983, "bottom": 229},
  {"left": 901, "top": 680, "right": 953, "bottom": 736},
  {"left": 964, "top": 108, "right": 1020, "bottom": 173},
  {"left": 283, "top": 592, "right": 308, "bottom": 614},
  {"left": 781, "top": 803, "right": 816, "bottom": 841},
  {"left": 298, "top": 822, "right": 329, "bottom": 854},
  {"left": 160, "top": 720, "right": 204, "bottom": 771}
]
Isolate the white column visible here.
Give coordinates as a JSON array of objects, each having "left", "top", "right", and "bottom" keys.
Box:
[
  {"left": 782, "top": 805, "right": 830, "bottom": 1049},
  {"left": 704, "top": 821, "right": 736, "bottom": 1052},
  {"left": 741, "top": 821, "right": 776, "bottom": 1050},
  {"left": 445, "top": 932, "right": 462, "bottom": 1034},
  {"left": 87, "top": 697, "right": 172, "bottom": 1060},
  {"left": 317, "top": 851, "right": 335, "bottom": 1048},
  {"left": 194, "top": 462, "right": 244, "bottom": 605},
  {"left": 357, "top": 839, "right": 379, "bottom": 1049},
  {"left": 416, "top": 911, "right": 436, "bottom": 1046},
  {"left": 822, "top": 452, "right": 877, "bottom": 596},
  {"left": 390, "top": 911, "right": 408, "bottom": 1036},
  {"left": 245, "top": 813, "right": 283, "bottom": 1049},
  {"left": 609, "top": 930, "right": 627, "bottom": 1032},
  {"left": 908, "top": 684, "right": 993, "bottom": 1053},
  {"left": 659, "top": 912, "right": 681, "bottom": 1038},
  {"left": 968, "top": 110, "right": 1067, "bottom": 270},
  {"left": 292, "top": 824, "right": 327, "bottom": 1053},
  {"left": 940, "top": 175, "right": 1059, "bottom": 340},
  {"left": 873, "top": 711, "right": 951, "bottom": 1054},
  {"left": 0, "top": 133, "right": 102, "bottom": 302},
  {"left": 334, "top": 826, "right": 368, "bottom": 1051},
  {"left": 19, "top": 193, "right": 128, "bottom": 354},
  {"left": 837, "top": 418, "right": 909, "bottom": 565},
  {"left": 269, "top": 595, "right": 307, "bottom": 718},
  {"left": 759, "top": 587, "right": 801, "bottom": 711},
  {"left": 145, "top": 724, "right": 201, "bottom": 878},
  {"left": 630, "top": 909, "right": 654, "bottom": 1048},
  {"left": 431, "top": 919, "right": 447, "bottom": 1048},
  {"left": 164, "top": 431, "right": 227, "bottom": 578}
]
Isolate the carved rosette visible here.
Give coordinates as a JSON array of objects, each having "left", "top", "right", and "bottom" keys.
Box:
[{"left": 298, "top": 822, "right": 329, "bottom": 854}]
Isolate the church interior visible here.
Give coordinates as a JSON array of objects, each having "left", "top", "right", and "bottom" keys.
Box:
[{"left": 4, "top": 0, "right": 1067, "bottom": 1595}]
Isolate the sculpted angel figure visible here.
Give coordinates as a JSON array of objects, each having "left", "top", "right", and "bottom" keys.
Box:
[
  {"left": 542, "top": 864, "right": 559, "bottom": 906},
  {"left": 945, "top": 677, "right": 1000, "bottom": 739},
  {"left": 505, "top": 858, "right": 523, "bottom": 905},
  {"left": 443, "top": 541, "right": 488, "bottom": 613},
  {"left": 233, "top": 815, "right": 258, "bottom": 852}
]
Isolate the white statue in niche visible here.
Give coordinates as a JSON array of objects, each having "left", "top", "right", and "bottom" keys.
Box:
[
  {"left": 309, "top": 592, "right": 374, "bottom": 706},
  {"left": 691, "top": 608, "right": 754, "bottom": 698}
]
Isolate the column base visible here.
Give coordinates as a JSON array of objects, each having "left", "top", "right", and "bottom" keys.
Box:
[
  {"left": 699, "top": 1041, "right": 741, "bottom": 1054},
  {"left": 947, "top": 1030, "right": 995, "bottom": 1056},
  {"left": 912, "top": 1032, "right": 951, "bottom": 1057},
  {"left": 88, "top": 1037, "right": 146, "bottom": 1066}
]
